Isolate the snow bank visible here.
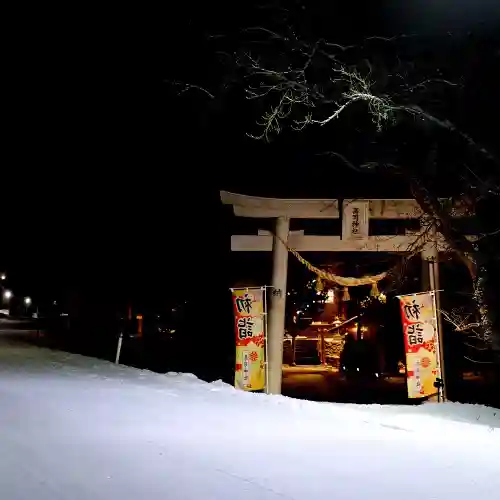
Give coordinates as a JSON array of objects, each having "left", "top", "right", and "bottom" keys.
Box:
[{"left": 0, "top": 333, "right": 499, "bottom": 500}]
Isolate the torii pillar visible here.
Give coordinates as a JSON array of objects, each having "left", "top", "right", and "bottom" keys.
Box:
[{"left": 267, "top": 216, "right": 290, "bottom": 394}]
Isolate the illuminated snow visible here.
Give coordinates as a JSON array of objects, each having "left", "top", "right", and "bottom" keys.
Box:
[{"left": 0, "top": 330, "right": 498, "bottom": 500}]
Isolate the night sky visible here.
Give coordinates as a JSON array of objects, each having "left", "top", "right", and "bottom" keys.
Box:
[{"left": 2, "top": 2, "right": 499, "bottom": 311}]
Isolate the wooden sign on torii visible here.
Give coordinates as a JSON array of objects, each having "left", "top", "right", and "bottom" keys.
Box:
[{"left": 221, "top": 190, "right": 465, "bottom": 395}]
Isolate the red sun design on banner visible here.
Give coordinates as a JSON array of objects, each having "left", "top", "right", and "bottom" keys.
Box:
[
  {"left": 249, "top": 351, "right": 258, "bottom": 362},
  {"left": 423, "top": 340, "right": 436, "bottom": 353},
  {"left": 237, "top": 336, "right": 265, "bottom": 348}
]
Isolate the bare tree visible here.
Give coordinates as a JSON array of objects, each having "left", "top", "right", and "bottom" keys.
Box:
[
  {"left": 170, "top": 13, "right": 499, "bottom": 390},
  {"left": 232, "top": 27, "right": 500, "bottom": 374}
]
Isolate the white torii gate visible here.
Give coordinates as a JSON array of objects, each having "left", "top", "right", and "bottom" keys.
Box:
[{"left": 221, "top": 190, "right": 464, "bottom": 395}]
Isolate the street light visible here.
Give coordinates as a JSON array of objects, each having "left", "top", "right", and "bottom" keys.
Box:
[
  {"left": 3, "top": 290, "right": 12, "bottom": 300},
  {"left": 1, "top": 273, "right": 6, "bottom": 280},
  {"left": 24, "top": 297, "right": 32, "bottom": 306}
]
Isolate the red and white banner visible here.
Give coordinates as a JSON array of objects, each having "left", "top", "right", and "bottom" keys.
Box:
[
  {"left": 398, "top": 292, "right": 441, "bottom": 399},
  {"left": 231, "top": 288, "right": 266, "bottom": 391}
]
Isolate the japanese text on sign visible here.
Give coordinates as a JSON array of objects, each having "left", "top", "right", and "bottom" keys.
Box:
[
  {"left": 351, "top": 207, "right": 360, "bottom": 235},
  {"left": 237, "top": 317, "right": 254, "bottom": 339},
  {"left": 407, "top": 323, "right": 424, "bottom": 346},
  {"left": 235, "top": 296, "right": 253, "bottom": 314},
  {"left": 403, "top": 299, "right": 423, "bottom": 322}
]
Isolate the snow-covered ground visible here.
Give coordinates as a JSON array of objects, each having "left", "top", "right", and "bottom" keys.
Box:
[{"left": 0, "top": 328, "right": 499, "bottom": 500}]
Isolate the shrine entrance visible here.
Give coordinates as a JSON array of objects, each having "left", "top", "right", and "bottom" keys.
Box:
[{"left": 221, "top": 191, "right": 458, "bottom": 395}]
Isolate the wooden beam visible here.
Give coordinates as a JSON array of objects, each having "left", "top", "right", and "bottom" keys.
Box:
[
  {"left": 258, "top": 230, "right": 304, "bottom": 236},
  {"left": 232, "top": 235, "right": 421, "bottom": 252},
  {"left": 221, "top": 191, "right": 339, "bottom": 218},
  {"left": 231, "top": 233, "right": 476, "bottom": 252},
  {"left": 367, "top": 199, "right": 421, "bottom": 219},
  {"left": 221, "top": 192, "right": 470, "bottom": 220}
]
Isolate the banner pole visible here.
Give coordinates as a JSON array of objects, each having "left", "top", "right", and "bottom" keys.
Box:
[
  {"left": 430, "top": 289, "right": 447, "bottom": 401},
  {"left": 428, "top": 243, "right": 447, "bottom": 401},
  {"left": 263, "top": 286, "right": 270, "bottom": 394}
]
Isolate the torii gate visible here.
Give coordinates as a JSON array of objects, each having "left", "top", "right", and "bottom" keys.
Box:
[{"left": 221, "top": 191, "right": 464, "bottom": 395}]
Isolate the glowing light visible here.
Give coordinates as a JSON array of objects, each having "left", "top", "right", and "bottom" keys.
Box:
[
  {"left": 3, "top": 290, "right": 12, "bottom": 300},
  {"left": 24, "top": 297, "right": 32, "bottom": 306}
]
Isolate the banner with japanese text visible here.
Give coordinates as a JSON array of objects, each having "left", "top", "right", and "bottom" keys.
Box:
[
  {"left": 231, "top": 288, "right": 266, "bottom": 391},
  {"left": 398, "top": 292, "right": 441, "bottom": 399}
]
